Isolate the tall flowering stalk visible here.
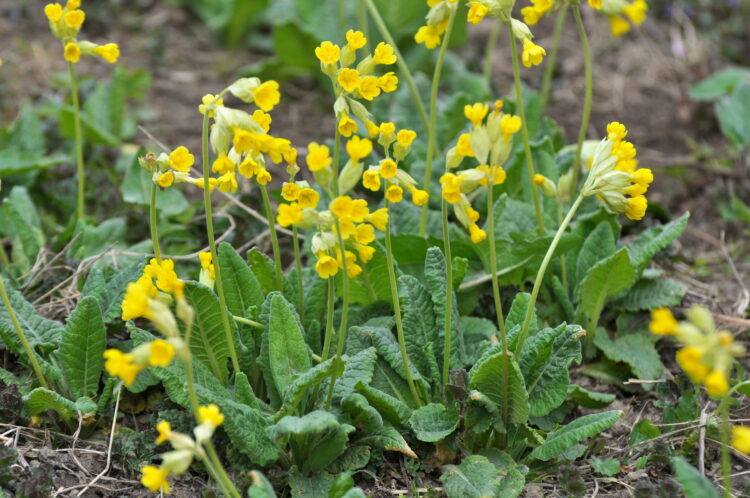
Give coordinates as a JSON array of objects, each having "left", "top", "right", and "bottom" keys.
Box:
[
  {"left": 516, "top": 122, "right": 652, "bottom": 355},
  {"left": 44, "top": 1, "right": 120, "bottom": 220}
]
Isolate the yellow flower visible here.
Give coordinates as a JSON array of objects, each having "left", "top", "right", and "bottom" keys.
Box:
[
  {"left": 521, "top": 6, "right": 543, "bottom": 25},
  {"left": 315, "top": 41, "right": 340, "bottom": 64},
  {"left": 457, "top": 133, "right": 474, "bottom": 157},
  {"left": 378, "top": 72, "right": 398, "bottom": 93},
  {"left": 155, "top": 420, "right": 172, "bottom": 444},
  {"left": 256, "top": 169, "right": 272, "bottom": 185},
  {"left": 216, "top": 171, "right": 238, "bottom": 193},
  {"left": 338, "top": 68, "right": 360, "bottom": 93},
  {"left": 140, "top": 465, "right": 170, "bottom": 494},
  {"left": 609, "top": 16, "right": 631, "bottom": 36},
  {"left": 168, "top": 146, "right": 194, "bottom": 172},
  {"left": 44, "top": 3, "right": 63, "bottom": 22},
  {"left": 346, "top": 30, "right": 367, "bottom": 50},
  {"left": 625, "top": 195, "right": 647, "bottom": 220},
  {"left": 338, "top": 115, "right": 358, "bottom": 137},
  {"left": 64, "top": 42, "right": 80, "bottom": 63},
  {"left": 298, "top": 188, "right": 320, "bottom": 209},
  {"left": 649, "top": 308, "right": 678, "bottom": 335},
  {"left": 282, "top": 182, "right": 301, "bottom": 201},
  {"left": 358, "top": 76, "right": 381, "bottom": 101},
  {"left": 354, "top": 224, "right": 375, "bottom": 245},
  {"left": 199, "top": 252, "right": 212, "bottom": 269},
  {"left": 372, "top": 42, "right": 396, "bottom": 65},
  {"left": 464, "top": 102, "right": 489, "bottom": 127},
  {"left": 415, "top": 25, "right": 442, "bottom": 50},
  {"left": 148, "top": 339, "right": 175, "bottom": 367},
  {"left": 252, "top": 110, "right": 272, "bottom": 132},
  {"left": 121, "top": 279, "right": 153, "bottom": 321},
  {"left": 199, "top": 94, "right": 224, "bottom": 116},
  {"left": 379, "top": 122, "right": 396, "bottom": 136},
  {"left": 363, "top": 170, "right": 381, "bottom": 191},
  {"left": 500, "top": 114, "right": 522, "bottom": 140},
  {"left": 365, "top": 120, "right": 380, "bottom": 138},
  {"left": 469, "top": 224, "right": 487, "bottom": 244},
  {"left": 198, "top": 404, "right": 225, "bottom": 427},
  {"left": 251, "top": 81, "right": 280, "bottom": 112},
  {"left": 212, "top": 153, "right": 234, "bottom": 175},
  {"left": 704, "top": 370, "right": 729, "bottom": 397},
  {"left": 158, "top": 171, "right": 174, "bottom": 188},
  {"left": 386, "top": 185, "right": 403, "bottom": 203},
  {"left": 346, "top": 136, "right": 373, "bottom": 162},
  {"left": 103, "top": 349, "right": 143, "bottom": 386},
  {"left": 63, "top": 9, "right": 85, "bottom": 28},
  {"left": 238, "top": 158, "right": 259, "bottom": 178},
  {"left": 66, "top": 0, "right": 81, "bottom": 10},
  {"left": 316, "top": 255, "right": 339, "bottom": 279},
  {"left": 397, "top": 130, "right": 417, "bottom": 147},
  {"left": 357, "top": 245, "right": 375, "bottom": 263},
  {"left": 306, "top": 142, "right": 332, "bottom": 172},
  {"left": 607, "top": 121, "right": 628, "bottom": 141},
  {"left": 440, "top": 173, "right": 462, "bottom": 203},
  {"left": 92, "top": 43, "right": 120, "bottom": 63},
  {"left": 467, "top": 2, "right": 489, "bottom": 24},
  {"left": 623, "top": 0, "right": 648, "bottom": 26},
  {"left": 277, "top": 203, "right": 303, "bottom": 227},
  {"left": 732, "top": 426, "right": 750, "bottom": 455},
  {"left": 379, "top": 159, "right": 397, "bottom": 179},
  {"left": 522, "top": 39, "right": 546, "bottom": 67},
  {"left": 676, "top": 346, "right": 710, "bottom": 384},
  {"left": 588, "top": 0, "right": 602, "bottom": 9},
  {"left": 366, "top": 208, "right": 389, "bottom": 231},
  {"left": 411, "top": 189, "right": 429, "bottom": 206}
]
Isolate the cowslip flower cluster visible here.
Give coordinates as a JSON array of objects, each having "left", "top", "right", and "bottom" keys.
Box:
[
  {"left": 315, "top": 30, "right": 398, "bottom": 138},
  {"left": 200, "top": 78, "right": 296, "bottom": 194},
  {"left": 138, "top": 147, "right": 206, "bottom": 190},
  {"left": 44, "top": 1, "right": 120, "bottom": 64},
  {"left": 415, "top": 0, "right": 459, "bottom": 49},
  {"left": 275, "top": 179, "right": 321, "bottom": 228},
  {"left": 578, "top": 122, "right": 652, "bottom": 221},
  {"left": 441, "top": 101, "right": 519, "bottom": 243},
  {"left": 521, "top": 0, "right": 647, "bottom": 37},
  {"left": 141, "top": 404, "right": 225, "bottom": 494},
  {"left": 650, "top": 307, "right": 745, "bottom": 397},
  {"left": 361, "top": 124, "right": 428, "bottom": 207},
  {"left": 103, "top": 259, "right": 191, "bottom": 386}
]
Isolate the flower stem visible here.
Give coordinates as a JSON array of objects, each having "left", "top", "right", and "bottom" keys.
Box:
[
  {"left": 332, "top": 128, "right": 342, "bottom": 196},
  {"left": 326, "top": 221, "right": 351, "bottom": 409},
  {"left": 515, "top": 194, "right": 583, "bottom": 357},
  {"left": 441, "top": 199, "right": 453, "bottom": 391},
  {"left": 363, "top": 0, "right": 429, "bottom": 132},
  {"left": 201, "top": 112, "right": 241, "bottom": 375},
  {"left": 232, "top": 315, "right": 263, "bottom": 329},
  {"left": 0, "top": 277, "right": 49, "bottom": 390},
  {"left": 149, "top": 182, "right": 162, "bottom": 264},
  {"left": 508, "top": 25, "right": 545, "bottom": 233},
  {"left": 68, "top": 62, "right": 85, "bottom": 221},
  {"left": 260, "top": 185, "right": 284, "bottom": 292},
  {"left": 420, "top": 8, "right": 457, "bottom": 238},
  {"left": 483, "top": 18, "right": 504, "bottom": 85},
  {"left": 321, "top": 279, "right": 335, "bottom": 362},
  {"left": 292, "top": 226, "right": 305, "bottom": 324},
  {"left": 570, "top": 3, "right": 593, "bottom": 201},
  {"left": 486, "top": 181, "right": 509, "bottom": 439},
  {"left": 539, "top": 4, "right": 569, "bottom": 113},
  {"left": 385, "top": 199, "right": 422, "bottom": 406},
  {"left": 557, "top": 201, "right": 568, "bottom": 293},
  {"left": 718, "top": 395, "right": 733, "bottom": 498},
  {"left": 205, "top": 443, "right": 241, "bottom": 498}
]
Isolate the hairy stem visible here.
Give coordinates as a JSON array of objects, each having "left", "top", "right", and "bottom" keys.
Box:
[
  {"left": 539, "top": 4, "right": 569, "bottom": 113},
  {"left": 441, "top": 199, "right": 453, "bottom": 391},
  {"left": 260, "top": 185, "right": 284, "bottom": 292},
  {"left": 150, "top": 182, "right": 162, "bottom": 263},
  {"left": 326, "top": 221, "right": 350, "bottom": 409},
  {"left": 570, "top": 4, "right": 593, "bottom": 201},
  {"left": 69, "top": 62, "right": 85, "bottom": 221},
  {"left": 293, "top": 226, "right": 305, "bottom": 324}
]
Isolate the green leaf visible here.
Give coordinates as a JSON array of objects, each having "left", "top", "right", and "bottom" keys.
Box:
[
  {"left": 268, "top": 293, "right": 311, "bottom": 395},
  {"left": 398, "top": 275, "right": 437, "bottom": 378},
  {"left": 277, "top": 358, "right": 339, "bottom": 418},
  {"left": 589, "top": 456, "right": 621, "bottom": 476},
  {"left": 625, "top": 212, "right": 689, "bottom": 273},
  {"left": 566, "top": 385, "right": 615, "bottom": 409},
  {"left": 577, "top": 249, "right": 635, "bottom": 325},
  {"left": 339, "top": 243, "right": 391, "bottom": 305},
  {"left": 99, "top": 259, "right": 147, "bottom": 323},
  {"left": 409, "top": 403, "right": 460, "bottom": 442},
  {"left": 120, "top": 150, "right": 189, "bottom": 217},
  {"left": 575, "top": 222, "right": 615, "bottom": 289},
  {"left": 67, "top": 219, "right": 127, "bottom": 260},
  {"left": 0, "top": 150, "right": 68, "bottom": 177},
  {"left": 505, "top": 292, "right": 537, "bottom": 339},
  {"left": 183, "top": 282, "right": 234, "bottom": 384},
  {"left": 671, "top": 457, "right": 720, "bottom": 498},
  {"left": 24, "top": 388, "right": 96, "bottom": 418},
  {"left": 478, "top": 449, "right": 525, "bottom": 497},
  {"left": 0, "top": 277, "right": 64, "bottom": 355},
  {"left": 594, "top": 332, "right": 663, "bottom": 382},
  {"left": 424, "top": 247, "right": 465, "bottom": 369},
  {"left": 610, "top": 277, "right": 686, "bottom": 311},
  {"left": 218, "top": 242, "right": 264, "bottom": 318},
  {"left": 440, "top": 455, "right": 504, "bottom": 498},
  {"left": 247, "top": 247, "right": 279, "bottom": 295},
  {"left": 333, "top": 347, "right": 377, "bottom": 399},
  {"left": 2, "top": 186, "right": 44, "bottom": 270},
  {"left": 58, "top": 296, "right": 105, "bottom": 399},
  {"left": 716, "top": 83, "right": 750, "bottom": 148},
  {"left": 630, "top": 419, "right": 662, "bottom": 445},
  {"left": 469, "top": 351, "right": 528, "bottom": 425},
  {"left": 288, "top": 469, "right": 335, "bottom": 498},
  {"left": 234, "top": 372, "right": 261, "bottom": 410},
  {"left": 248, "top": 470, "right": 278, "bottom": 498},
  {"left": 690, "top": 68, "right": 750, "bottom": 100},
  {"left": 520, "top": 324, "right": 584, "bottom": 417},
  {"left": 368, "top": 326, "right": 429, "bottom": 400},
  {"left": 356, "top": 381, "right": 412, "bottom": 427},
  {"left": 529, "top": 410, "right": 623, "bottom": 461}
]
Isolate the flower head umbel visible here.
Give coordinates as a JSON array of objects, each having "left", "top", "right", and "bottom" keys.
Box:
[
  {"left": 649, "top": 306, "right": 745, "bottom": 397},
  {"left": 521, "top": 0, "right": 648, "bottom": 37},
  {"left": 315, "top": 31, "right": 399, "bottom": 139},
  {"left": 441, "top": 101, "right": 516, "bottom": 243},
  {"left": 580, "top": 122, "right": 652, "bottom": 221},
  {"left": 44, "top": 2, "right": 120, "bottom": 64}
]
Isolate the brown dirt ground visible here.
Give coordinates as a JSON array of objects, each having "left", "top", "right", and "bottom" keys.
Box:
[{"left": 1, "top": 1, "right": 749, "bottom": 496}]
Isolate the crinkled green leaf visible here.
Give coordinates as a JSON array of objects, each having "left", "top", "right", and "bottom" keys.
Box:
[
  {"left": 625, "top": 213, "right": 689, "bottom": 273},
  {"left": 610, "top": 277, "right": 686, "bottom": 311},
  {"left": 398, "top": 274, "right": 437, "bottom": 378},
  {"left": 529, "top": 410, "right": 622, "bottom": 461},
  {"left": 469, "top": 351, "right": 528, "bottom": 425},
  {"left": 183, "top": 282, "right": 233, "bottom": 384},
  {"left": 218, "top": 242, "right": 264, "bottom": 318},
  {"left": 440, "top": 455, "right": 503, "bottom": 498},
  {"left": 59, "top": 296, "right": 105, "bottom": 399},
  {"left": 575, "top": 222, "right": 615, "bottom": 289},
  {"left": 409, "top": 403, "right": 460, "bottom": 442},
  {"left": 577, "top": 249, "right": 635, "bottom": 324},
  {"left": 0, "top": 277, "right": 63, "bottom": 355},
  {"left": 424, "top": 247, "right": 465, "bottom": 369},
  {"left": 594, "top": 332, "right": 663, "bottom": 382},
  {"left": 333, "top": 347, "right": 377, "bottom": 399},
  {"left": 268, "top": 293, "right": 311, "bottom": 395}
]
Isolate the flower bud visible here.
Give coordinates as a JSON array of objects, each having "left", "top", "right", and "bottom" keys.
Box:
[
  {"left": 160, "top": 450, "right": 194, "bottom": 475},
  {"left": 338, "top": 158, "right": 364, "bottom": 196}
]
